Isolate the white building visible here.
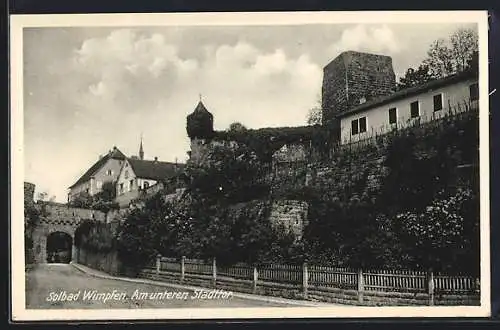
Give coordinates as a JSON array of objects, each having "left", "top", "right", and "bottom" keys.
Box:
[{"left": 337, "top": 70, "right": 479, "bottom": 144}]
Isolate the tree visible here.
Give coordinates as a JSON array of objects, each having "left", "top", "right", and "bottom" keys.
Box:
[
  {"left": 94, "top": 181, "right": 116, "bottom": 202},
  {"left": 450, "top": 28, "right": 479, "bottom": 73},
  {"left": 397, "top": 64, "right": 434, "bottom": 90},
  {"left": 185, "top": 141, "right": 267, "bottom": 203},
  {"left": 228, "top": 122, "right": 247, "bottom": 132},
  {"left": 68, "top": 191, "right": 93, "bottom": 208},
  {"left": 306, "top": 94, "right": 322, "bottom": 125},
  {"left": 422, "top": 28, "right": 479, "bottom": 79},
  {"left": 306, "top": 106, "right": 322, "bottom": 125},
  {"left": 466, "top": 50, "right": 479, "bottom": 73},
  {"left": 423, "top": 38, "right": 454, "bottom": 79},
  {"left": 397, "top": 188, "right": 479, "bottom": 274},
  {"left": 115, "top": 194, "right": 167, "bottom": 271}
]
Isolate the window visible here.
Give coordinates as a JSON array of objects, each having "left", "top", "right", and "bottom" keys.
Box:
[
  {"left": 106, "top": 169, "right": 113, "bottom": 176},
  {"left": 433, "top": 94, "right": 443, "bottom": 111},
  {"left": 470, "top": 83, "right": 479, "bottom": 101},
  {"left": 388, "top": 107, "right": 397, "bottom": 124},
  {"left": 129, "top": 179, "right": 134, "bottom": 191},
  {"left": 124, "top": 170, "right": 129, "bottom": 179},
  {"left": 359, "top": 117, "right": 367, "bottom": 133},
  {"left": 351, "top": 119, "right": 359, "bottom": 135},
  {"left": 351, "top": 116, "right": 367, "bottom": 135},
  {"left": 96, "top": 181, "right": 102, "bottom": 189},
  {"left": 144, "top": 182, "right": 150, "bottom": 189},
  {"left": 119, "top": 183, "right": 124, "bottom": 194},
  {"left": 410, "top": 101, "right": 420, "bottom": 118}
]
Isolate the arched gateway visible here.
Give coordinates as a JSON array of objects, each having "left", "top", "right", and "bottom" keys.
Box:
[{"left": 30, "top": 202, "right": 106, "bottom": 264}]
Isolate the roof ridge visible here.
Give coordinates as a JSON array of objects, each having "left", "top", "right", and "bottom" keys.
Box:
[{"left": 69, "top": 147, "right": 127, "bottom": 189}]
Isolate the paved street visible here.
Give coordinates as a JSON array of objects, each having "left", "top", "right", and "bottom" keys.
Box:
[{"left": 25, "top": 264, "right": 301, "bottom": 309}]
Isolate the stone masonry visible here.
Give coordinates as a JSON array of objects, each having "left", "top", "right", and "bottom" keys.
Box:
[
  {"left": 31, "top": 202, "right": 106, "bottom": 263},
  {"left": 322, "top": 51, "right": 396, "bottom": 136},
  {"left": 25, "top": 182, "right": 107, "bottom": 264},
  {"left": 268, "top": 200, "right": 308, "bottom": 239}
]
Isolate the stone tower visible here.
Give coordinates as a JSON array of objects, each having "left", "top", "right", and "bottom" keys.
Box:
[
  {"left": 186, "top": 100, "right": 214, "bottom": 140},
  {"left": 186, "top": 100, "right": 214, "bottom": 162},
  {"left": 321, "top": 51, "right": 396, "bottom": 136}
]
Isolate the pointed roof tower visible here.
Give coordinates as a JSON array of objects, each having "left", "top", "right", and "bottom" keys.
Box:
[
  {"left": 139, "top": 134, "right": 144, "bottom": 160},
  {"left": 186, "top": 96, "right": 214, "bottom": 140}
]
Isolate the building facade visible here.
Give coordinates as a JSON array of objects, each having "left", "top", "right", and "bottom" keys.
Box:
[
  {"left": 337, "top": 71, "right": 479, "bottom": 144},
  {"left": 115, "top": 157, "right": 185, "bottom": 208},
  {"left": 68, "top": 147, "right": 126, "bottom": 202}
]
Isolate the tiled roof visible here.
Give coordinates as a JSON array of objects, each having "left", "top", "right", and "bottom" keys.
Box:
[
  {"left": 128, "top": 158, "right": 185, "bottom": 181},
  {"left": 192, "top": 101, "right": 210, "bottom": 115},
  {"left": 68, "top": 147, "right": 126, "bottom": 189},
  {"left": 338, "top": 69, "right": 478, "bottom": 118}
]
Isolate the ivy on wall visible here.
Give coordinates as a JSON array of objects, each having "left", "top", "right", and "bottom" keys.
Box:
[{"left": 75, "top": 220, "right": 116, "bottom": 253}]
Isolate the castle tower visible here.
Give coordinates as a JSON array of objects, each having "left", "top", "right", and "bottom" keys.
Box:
[
  {"left": 186, "top": 99, "right": 214, "bottom": 140},
  {"left": 186, "top": 98, "right": 214, "bottom": 163},
  {"left": 321, "top": 51, "right": 396, "bottom": 136},
  {"left": 139, "top": 134, "right": 144, "bottom": 160}
]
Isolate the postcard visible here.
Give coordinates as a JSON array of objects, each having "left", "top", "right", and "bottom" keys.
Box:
[{"left": 10, "top": 10, "right": 490, "bottom": 321}]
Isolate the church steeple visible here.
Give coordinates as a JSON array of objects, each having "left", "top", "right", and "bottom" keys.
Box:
[{"left": 139, "top": 134, "right": 144, "bottom": 160}]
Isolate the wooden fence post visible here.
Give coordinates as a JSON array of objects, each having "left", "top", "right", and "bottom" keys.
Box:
[
  {"left": 428, "top": 269, "right": 435, "bottom": 306},
  {"left": 181, "top": 256, "right": 185, "bottom": 281},
  {"left": 212, "top": 257, "right": 217, "bottom": 288},
  {"left": 156, "top": 254, "right": 161, "bottom": 275},
  {"left": 303, "top": 262, "right": 309, "bottom": 299},
  {"left": 358, "top": 269, "right": 364, "bottom": 303},
  {"left": 253, "top": 266, "right": 258, "bottom": 294}
]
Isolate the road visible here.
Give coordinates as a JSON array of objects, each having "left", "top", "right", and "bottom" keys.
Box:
[{"left": 25, "top": 264, "right": 299, "bottom": 309}]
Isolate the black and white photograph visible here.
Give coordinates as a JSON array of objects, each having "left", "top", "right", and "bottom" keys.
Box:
[{"left": 10, "top": 11, "right": 490, "bottom": 320}]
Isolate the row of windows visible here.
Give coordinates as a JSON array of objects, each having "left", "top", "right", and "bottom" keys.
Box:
[
  {"left": 351, "top": 83, "right": 479, "bottom": 136},
  {"left": 118, "top": 180, "right": 150, "bottom": 194}
]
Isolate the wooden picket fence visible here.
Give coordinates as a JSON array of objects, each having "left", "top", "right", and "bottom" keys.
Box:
[{"left": 151, "top": 256, "right": 480, "bottom": 305}]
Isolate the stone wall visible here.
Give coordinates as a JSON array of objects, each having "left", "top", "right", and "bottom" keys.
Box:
[
  {"left": 268, "top": 200, "right": 308, "bottom": 238},
  {"left": 30, "top": 202, "right": 107, "bottom": 264},
  {"left": 38, "top": 201, "right": 107, "bottom": 222},
  {"left": 24, "top": 182, "right": 35, "bottom": 206},
  {"left": 76, "top": 248, "right": 122, "bottom": 275}
]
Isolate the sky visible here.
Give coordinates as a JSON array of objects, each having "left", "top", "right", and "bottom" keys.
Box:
[{"left": 22, "top": 22, "right": 478, "bottom": 202}]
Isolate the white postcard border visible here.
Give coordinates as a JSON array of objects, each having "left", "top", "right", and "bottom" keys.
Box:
[{"left": 10, "top": 10, "right": 491, "bottom": 321}]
